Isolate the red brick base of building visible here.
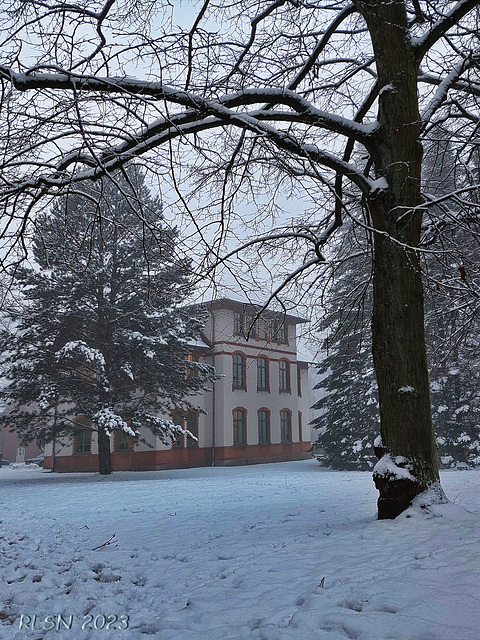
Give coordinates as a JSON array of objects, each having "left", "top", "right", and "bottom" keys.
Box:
[
  {"left": 214, "top": 442, "right": 310, "bottom": 466},
  {"left": 43, "top": 442, "right": 311, "bottom": 472}
]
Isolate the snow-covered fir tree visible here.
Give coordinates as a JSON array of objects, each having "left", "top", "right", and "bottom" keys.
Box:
[
  {"left": 0, "top": 166, "right": 216, "bottom": 474},
  {"left": 312, "top": 229, "right": 379, "bottom": 470},
  {"left": 428, "top": 327, "right": 480, "bottom": 467},
  {"left": 422, "top": 129, "right": 480, "bottom": 467},
  {"left": 424, "top": 228, "right": 480, "bottom": 468},
  {"left": 313, "top": 254, "right": 480, "bottom": 470}
]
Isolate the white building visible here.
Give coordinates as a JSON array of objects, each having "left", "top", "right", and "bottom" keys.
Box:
[{"left": 43, "top": 298, "right": 311, "bottom": 471}]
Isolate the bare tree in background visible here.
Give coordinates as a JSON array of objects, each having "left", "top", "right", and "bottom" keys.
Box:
[{"left": 0, "top": 0, "right": 479, "bottom": 518}]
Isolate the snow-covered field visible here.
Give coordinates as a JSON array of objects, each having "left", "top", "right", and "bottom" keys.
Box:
[{"left": 1, "top": 460, "right": 478, "bottom": 640}]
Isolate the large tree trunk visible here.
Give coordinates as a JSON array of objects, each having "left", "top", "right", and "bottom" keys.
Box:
[
  {"left": 97, "top": 426, "right": 112, "bottom": 475},
  {"left": 371, "top": 233, "right": 440, "bottom": 518},
  {"left": 358, "top": 0, "right": 442, "bottom": 517}
]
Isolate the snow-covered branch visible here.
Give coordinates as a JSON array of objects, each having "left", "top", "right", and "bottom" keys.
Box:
[
  {"left": 421, "top": 52, "right": 480, "bottom": 125},
  {"left": 412, "top": 0, "right": 480, "bottom": 60}
]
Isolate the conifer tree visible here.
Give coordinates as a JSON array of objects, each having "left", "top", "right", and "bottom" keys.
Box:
[
  {"left": 429, "top": 328, "right": 480, "bottom": 468},
  {"left": 312, "top": 229, "right": 379, "bottom": 470},
  {"left": 421, "top": 131, "right": 480, "bottom": 467},
  {"left": 0, "top": 167, "right": 216, "bottom": 474}
]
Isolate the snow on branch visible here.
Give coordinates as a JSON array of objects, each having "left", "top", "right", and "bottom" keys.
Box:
[
  {"left": 418, "top": 72, "right": 480, "bottom": 99},
  {"left": 412, "top": 0, "right": 479, "bottom": 59},
  {"left": 4, "top": 113, "right": 379, "bottom": 202},
  {"left": 421, "top": 52, "right": 480, "bottom": 125},
  {"left": 132, "top": 413, "right": 198, "bottom": 446},
  {"left": 55, "top": 341, "right": 106, "bottom": 371},
  {"left": 0, "top": 68, "right": 375, "bottom": 144},
  {"left": 92, "top": 408, "right": 136, "bottom": 437}
]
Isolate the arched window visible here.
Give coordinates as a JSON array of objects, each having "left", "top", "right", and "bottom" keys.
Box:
[
  {"left": 279, "top": 359, "right": 290, "bottom": 393},
  {"left": 233, "top": 408, "right": 247, "bottom": 445},
  {"left": 258, "top": 409, "right": 270, "bottom": 444},
  {"left": 232, "top": 353, "right": 246, "bottom": 389},
  {"left": 257, "top": 357, "right": 269, "bottom": 391},
  {"left": 298, "top": 411, "right": 303, "bottom": 442},
  {"left": 280, "top": 410, "right": 292, "bottom": 443}
]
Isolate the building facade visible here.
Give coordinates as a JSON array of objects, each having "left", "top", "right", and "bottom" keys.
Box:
[
  {"left": 43, "top": 298, "right": 311, "bottom": 471},
  {"left": 0, "top": 427, "right": 42, "bottom": 464}
]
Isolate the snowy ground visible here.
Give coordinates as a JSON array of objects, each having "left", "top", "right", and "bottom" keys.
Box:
[{"left": 0, "top": 460, "right": 478, "bottom": 640}]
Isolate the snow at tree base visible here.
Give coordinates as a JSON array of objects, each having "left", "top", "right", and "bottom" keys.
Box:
[
  {"left": 0, "top": 460, "right": 478, "bottom": 640},
  {"left": 0, "top": 167, "right": 217, "bottom": 474}
]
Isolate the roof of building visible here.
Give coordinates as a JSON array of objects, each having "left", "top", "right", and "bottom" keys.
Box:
[{"left": 198, "top": 297, "right": 308, "bottom": 324}]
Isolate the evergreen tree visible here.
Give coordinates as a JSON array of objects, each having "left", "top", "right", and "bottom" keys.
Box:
[
  {"left": 422, "top": 129, "right": 480, "bottom": 467},
  {"left": 429, "top": 328, "right": 480, "bottom": 467},
  {"left": 0, "top": 167, "right": 216, "bottom": 474},
  {"left": 314, "top": 278, "right": 480, "bottom": 470},
  {"left": 312, "top": 229, "right": 379, "bottom": 470}
]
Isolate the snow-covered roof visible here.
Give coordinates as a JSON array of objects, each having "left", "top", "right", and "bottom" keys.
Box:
[{"left": 187, "top": 338, "right": 210, "bottom": 350}]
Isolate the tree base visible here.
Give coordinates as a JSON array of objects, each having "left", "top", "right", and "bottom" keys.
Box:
[{"left": 374, "top": 475, "right": 423, "bottom": 519}]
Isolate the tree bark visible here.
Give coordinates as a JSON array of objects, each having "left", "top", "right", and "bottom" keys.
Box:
[
  {"left": 97, "top": 426, "right": 112, "bottom": 475},
  {"left": 357, "top": 0, "right": 442, "bottom": 517},
  {"left": 371, "top": 230, "right": 439, "bottom": 518}
]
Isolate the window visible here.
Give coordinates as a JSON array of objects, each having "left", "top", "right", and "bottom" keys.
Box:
[
  {"left": 258, "top": 410, "right": 270, "bottom": 444},
  {"left": 187, "top": 354, "right": 199, "bottom": 377},
  {"left": 257, "top": 357, "right": 269, "bottom": 391},
  {"left": 269, "top": 319, "right": 276, "bottom": 341},
  {"left": 277, "top": 322, "right": 287, "bottom": 344},
  {"left": 235, "top": 311, "right": 257, "bottom": 339},
  {"left": 280, "top": 410, "right": 292, "bottom": 443},
  {"left": 258, "top": 319, "right": 269, "bottom": 341},
  {"left": 116, "top": 430, "right": 135, "bottom": 452},
  {"left": 234, "top": 311, "right": 243, "bottom": 336},
  {"left": 298, "top": 411, "right": 303, "bottom": 442},
  {"left": 279, "top": 360, "right": 290, "bottom": 392},
  {"left": 297, "top": 367, "right": 302, "bottom": 397},
  {"left": 233, "top": 409, "right": 247, "bottom": 445},
  {"left": 76, "top": 364, "right": 95, "bottom": 382},
  {"left": 233, "top": 353, "right": 246, "bottom": 389},
  {"left": 269, "top": 318, "right": 287, "bottom": 344},
  {"left": 74, "top": 416, "right": 92, "bottom": 454},
  {"left": 74, "top": 429, "right": 91, "bottom": 454},
  {"left": 243, "top": 313, "right": 256, "bottom": 340},
  {"left": 186, "top": 410, "right": 199, "bottom": 449},
  {"left": 171, "top": 410, "right": 184, "bottom": 449}
]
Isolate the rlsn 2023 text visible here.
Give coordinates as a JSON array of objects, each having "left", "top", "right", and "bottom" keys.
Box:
[{"left": 18, "top": 614, "right": 129, "bottom": 631}]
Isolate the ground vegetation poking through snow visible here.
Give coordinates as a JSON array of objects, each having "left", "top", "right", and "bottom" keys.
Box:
[{"left": 0, "top": 460, "right": 478, "bottom": 640}]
